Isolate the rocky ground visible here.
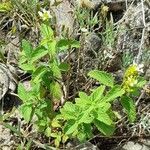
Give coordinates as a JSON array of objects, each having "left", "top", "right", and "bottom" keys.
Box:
[{"left": 0, "top": 0, "right": 150, "bottom": 149}]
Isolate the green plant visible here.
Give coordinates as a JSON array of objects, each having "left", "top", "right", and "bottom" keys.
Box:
[
  {"left": 16, "top": 11, "right": 147, "bottom": 148},
  {"left": 75, "top": 7, "right": 100, "bottom": 32},
  {"left": 60, "top": 67, "right": 146, "bottom": 142},
  {"left": 60, "top": 71, "right": 124, "bottom": 141},
  {"left": 122, "top": 51, "right": 134, "bottom": 68},
  {"left": 102, "top": 20, "right": 117, "bottom": 49},
  {"left": 18, "top": 22, "right": 79, "bottom": 147}
]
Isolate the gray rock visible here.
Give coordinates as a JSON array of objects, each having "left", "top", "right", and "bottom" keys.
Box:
[
  {"left": 0, "top": 63, "right": 17, "bottom": 100},
  {"left": 116, "top": 1, "right": 150, "bottom": 63},
  {"left": 51, "top": 0, "right": 75, "bottom": 38},
  {"left": 82, "top": 32, "right": 102, "bottom": 73},
  {"left": 67, "top": 141, "right": 99, "bottom": 150},
  {"left": 122, "top": 141, "right": 150, "bottom": 150}
]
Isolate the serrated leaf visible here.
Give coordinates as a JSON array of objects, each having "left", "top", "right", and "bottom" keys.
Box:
[
  {"left": 31, "top": 46, "right": 48, "bottom": 63},
  {"left": 32, "top": 66, "right": 47, "bottom": 83},
  {"left": 90, "top": 85, "right": 105, "bottom": 102},
  {"left": 79, "top": 92, "right": 88, "bottom": 100},
  {"left": 97, "top": 111, "right": 113, "bottom": 125},
  {"left": 64, "top": 120, "right": 78, "bottom": 135},
  {"left": 77, "top": 106, "right": 94, "bottom": 124},
  {"left": 51, "top": 61, "right": 62, "bottom": 78},
  {"left": 76, "top": 92, "right": 90, "bottom": 108},
  {"left": 97, "top": 102, "right": 111, "bottom": 112},
  {"left": 19, "top": 63, "right": 35, "bottom": 72},
  {"left": 94, "top": 119, "right": 115, "bottom": 136},
  {"left": 104, "top": 85, "right": 125, "bottom": 102},
  {"left": 47, "top": 40, "right": 56, "bottom": 56},
  {"left": 83, "top": 124, "right": 93, "bottom": 139},
  {"left": 60, "top": 102, "right": 81, "bottom": 120},
  {"left": 52, "top": 119, "right": 61, "bottom": 128},
  {"left": 50, "top": 81, "right": 62, "bottom": 102},
  {"left": 62, "top": 134, "right": 69, "bottom": 143},
  {"left": 18, "top": 83, "right": 30, "bottom": 102},
  {"left": 22, "top": 39, "right": 33, "bottom": 59},
  {"left": 40, "top": 24, "right": 54, "bottom": 39},
  {"left": 121, "top": 96, "right": 136, "bottom": 122},
  {"left": 77, "top": 125, "right": 87, "bottom": 142},
  {"left": 88, "top": 70, "right": 114, "bottom": 87},
  {"left": 20, "top": 104, "right": 33, "bottom": 123}
]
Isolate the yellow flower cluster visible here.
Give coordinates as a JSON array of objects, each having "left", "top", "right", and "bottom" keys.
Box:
[{"left": 122, "top": 63, "right": 143, "bottom": 92}]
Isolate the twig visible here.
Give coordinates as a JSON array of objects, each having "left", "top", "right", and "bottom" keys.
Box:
[
  {"left": 135, "top": 89, "right": 145, "bottom": 106},
  {"left": 141, "top": 0, "right": 146, "bottom": 27},
  {"left": 136, "top": 81, "right": 150, "bottom": 106},
  {"left": 32, "top": 140, "right": 56, "bottom": 150},
  {"left": 135, "top": 28, "right": 145, "bottom": 64}
]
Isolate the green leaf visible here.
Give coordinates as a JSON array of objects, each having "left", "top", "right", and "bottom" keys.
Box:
[
  {"left": 32, "top": 66, "right": 47, "bottom": 83},
  {"left": 60, "top": 102, "right": 81, "bottom": 120},
  {"left": 79, "top": 92, "right": 88, "bottom": 100},
  {"left": 40, "top": 24, "right": 54, "bottom": 39},
  {"left": 59, "top": 62, "right": 70, "bottom": 71},
  {"left": 22, "top": 39, "right": 33, "bottom": 59},
  {"left": 50, "top": 81, "right": 62, "bottom": 101},
  {"left": 47, "top": 40, "right": 57, "bottom": 56},
  {"left": 18, "top": 83, "right": 27, "bottom": 102},
  {"left": 88, "top": 70, "right": 114, "bottom": 87},
  {"left": 45, "top": 127, "right": 51, "bottom": 137},
  {"left": 76, "top": 92, "right": 90, "bottom": 108},
  {"left": 97, "top": 102, "right": 111, "bottom": 112},
  {"left": 19, "top": 63, "right": 35, "bottom": 72},
  {"left": 90, "top": 86, "right": 105, "bottom": 102},
  {"left": 20, "top": 104, "right": 33, "bottom": 123},
  {"left": 120, "top": 96, "right": 136, "bottom": 122},
  {"left": 96, "top": 111, "right": 113, "bottom": 125},
  {"left": 64, "top": 120, "right": 78, "bottom": 135},
  {"left": 82, "top": 124, "right": 93, "bottom": 139},
  {"left": 18, "top": 83, "right": 31, "bottom": 102},
  {"left": 77, "top": 127, "right": 87, "bottom": 142},
  {"left": 51, "top": 62, "right": 62, "bottom": 78},
  {"left": 77, "top": 106, "right": 94, "bottom": 124},
  {"left": 94, "top": 119, "right": 115, "bottom": 136},
  {"left": 104, "top": 85, "right": 125, "bottom": 102},
  {"left": 31, "top": 46, "right": 48, "bottom": 63},
  {"left": 57, "top": 39, "right": 80, "bottom": 51},
  {"left": 136, "top": 77, "right": 146, "bottom": 87}
]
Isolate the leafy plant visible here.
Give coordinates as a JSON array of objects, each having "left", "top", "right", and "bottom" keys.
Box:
[
  {"left": 18, "top": 22, "right": 79, "bottom": 147},
  {"left": 16, "top": 11, "right": 147, "bottom": 147},
  {"left": 60, "top": 71, "right": 124, "bottom": 141},
  {"left": 75, "top": 7, "right": 100, "bottom": 32},
  {"left": 60, "top": 68, "right": 146, "bottom": 142}
]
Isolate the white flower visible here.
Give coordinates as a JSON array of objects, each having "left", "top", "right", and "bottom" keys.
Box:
[
  {"left": 38, "top": 9, "right": 52, "bottom": 21},
  {"left": 137, "top": 64, "right": 144, "bottom": 73},
  {"left": 81, "top": 28, "right": 88, "bottom": 33},
  {"left": 132, "top": 61, "right": 144, "bottom": 73}
]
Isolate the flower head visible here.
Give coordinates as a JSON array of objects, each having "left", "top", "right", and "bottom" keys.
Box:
[
  {"left": 122, "top": 62, "right": 144, "bottom": 92},
  {"left": 38, "top": 9, "right": 52, "bottom": 21}
]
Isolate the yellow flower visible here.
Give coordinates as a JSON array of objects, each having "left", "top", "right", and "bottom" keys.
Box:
[{"left": 122, "top": 63, "right": 143, "bottom": 92}]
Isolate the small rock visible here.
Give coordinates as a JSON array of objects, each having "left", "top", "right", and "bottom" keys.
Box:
[
  {"left": 51, "top": 0, "right": 75, "bottom": 37},
  {"left": 122, "top": 141, "right": 150, "bottom": 150}
]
